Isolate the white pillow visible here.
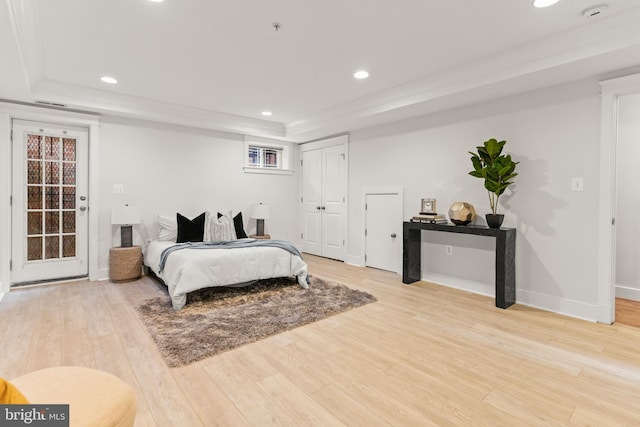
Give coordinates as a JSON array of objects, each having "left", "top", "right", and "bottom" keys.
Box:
[
  {"left": 158, "top": 214, "right": 177, "bottom": 242},
  {"left": 203, "top": 211, "right": 212, "bottom": 242},
  {"left": 207, "top": 211, "right": 237, "bottom": 242}
]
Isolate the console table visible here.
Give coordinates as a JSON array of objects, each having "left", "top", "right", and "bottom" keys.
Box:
[{"left": 403, "top": 221, "right": 516, "bottom": 309}]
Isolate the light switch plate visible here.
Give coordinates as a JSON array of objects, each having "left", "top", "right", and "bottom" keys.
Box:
[{"left": 571, "top": 177, "right": 584, "bottom": 192}]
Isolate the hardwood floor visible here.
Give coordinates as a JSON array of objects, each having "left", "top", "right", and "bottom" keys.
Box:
[
  {"left": 615, "top": 298, "right": 640, "bottom": 328},
  {"left": 2, "top": 255, "right": 640, "bottom": 426}
]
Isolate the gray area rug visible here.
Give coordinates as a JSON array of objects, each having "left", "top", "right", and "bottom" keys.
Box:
[{"left": 136, "top": 276, "right": 376, "bottom": 367}]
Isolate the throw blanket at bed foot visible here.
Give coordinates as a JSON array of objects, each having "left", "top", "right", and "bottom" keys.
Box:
[{"left": 156, "top": 239, "right": 309, "bottom": 310}]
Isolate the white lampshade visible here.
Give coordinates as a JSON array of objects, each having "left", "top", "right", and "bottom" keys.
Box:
[
  {"left": 251, "top": 203, "right": 271, "bottom": 220},
  {"left": 111, "top": 205, "right": 141, "bottom": 225}
]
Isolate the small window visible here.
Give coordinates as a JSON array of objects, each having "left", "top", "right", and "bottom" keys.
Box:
[
  {"left": 244, "top": 138, "right": 293, "bottom": 175},
  {"left": 248, "top": 145, "right": 282, "bottom": 169}
]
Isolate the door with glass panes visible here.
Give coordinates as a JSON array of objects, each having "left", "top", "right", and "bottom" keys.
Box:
[{"left": 11, "top": 120, "right": 89, "bottom": 285}]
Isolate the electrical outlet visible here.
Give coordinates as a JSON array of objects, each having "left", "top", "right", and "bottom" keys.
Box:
[
  {"left": 445, "top": 245, "right": 453, "bottom": 256},
  {"left": 571, "top": 177, "right": 584, "bottom": 192},
  {"left": 113, "top": 184, "right": 124, "bottom": 194}
]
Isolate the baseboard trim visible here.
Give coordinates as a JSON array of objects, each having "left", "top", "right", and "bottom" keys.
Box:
[
  {"left": 97, "top": 268, "right": 110, "bottom": 281},
  {"left": 516, "top": 289, "right": 599, "bottom": 322},
  {"left": 421, "top": 273, "right": 493, "bottom": 298},
  {"left": 420, "top": 273, "right": 600, "bottom": 322},
  {"left": 344, "top": 254, "right": 364, "bottom": 267},
  {"left": 615, "top": 284, "right": 640, "bottom": 301}
]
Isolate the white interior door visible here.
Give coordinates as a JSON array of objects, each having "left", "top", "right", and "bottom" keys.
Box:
[
  {"left": 365, "top": 192, "right": 402, "bottom": 273},
  {"left": 11, "top": 120, "right": 89, "bottom": 285},
  {"left": 321, "top": 145, "right": 345, "bottom": 260},
  {"left": 301, "top": 149, "right": 322, "bottom": 256}
]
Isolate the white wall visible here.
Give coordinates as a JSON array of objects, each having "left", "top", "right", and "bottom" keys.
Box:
[
  {"left": 0, "top": 105, "right": 301, "bottom": 289},
  {"left": 348, "top": 80, "right": 602, "bottom": 320},
  {"left": 96, "top": 117, "right": 301, "bottom": 279},
  {"left": 0, "top": 80, "right": 615, "bottom": 321},
  {"left": 615, "top": 93, "right": 640, "bottom": 301}
]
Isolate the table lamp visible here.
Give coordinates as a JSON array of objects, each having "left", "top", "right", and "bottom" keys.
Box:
[
  {"left": 111, "top": 204, "right": 141, "bottom": 247},
  {"left": 251, "top": 203, "right": 271, "bottom": 236}
]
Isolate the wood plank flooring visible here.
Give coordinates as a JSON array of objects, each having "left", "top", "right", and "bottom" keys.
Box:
[
  {"left": 2, "top": 255, "right": 640, "bottom": 426},
  {"left": 615, "top": 298, "right": 640, "bottom": 328}
]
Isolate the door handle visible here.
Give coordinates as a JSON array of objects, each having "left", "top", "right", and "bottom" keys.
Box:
[
  {"left": 79, "top": 206, "right": 87, "bottom": 212},
  {"left": 320, "top": 206, "right": 326, "bottom": 210},
  {"left": 390, "top": 233, "right": 397, "bottom": 238},
  {"left": 316, "top": 206, "right": 321, "bottom": 210},
  {"left": 79, "top": 195, "right": 87, "bottom": 201}
]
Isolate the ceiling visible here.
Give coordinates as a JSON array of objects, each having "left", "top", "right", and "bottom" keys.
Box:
[{"left": 2, "top": 0, "right": 640, "bottom": 142}]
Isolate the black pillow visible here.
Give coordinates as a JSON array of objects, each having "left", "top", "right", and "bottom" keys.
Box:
[
  {"left": 218, "top": 211, "right": 248, "bottom": 238},
  {"left": 176, "top": 212, "right": 206, "bottom": 243}
]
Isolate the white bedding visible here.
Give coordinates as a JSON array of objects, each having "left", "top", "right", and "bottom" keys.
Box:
[{"left": 145, "top": 239, "right": 309, "bottom": 310}]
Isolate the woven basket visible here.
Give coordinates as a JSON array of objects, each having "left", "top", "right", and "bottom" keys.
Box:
[{"left": 109, "top": 246, "right": 142, "bottom": 282}]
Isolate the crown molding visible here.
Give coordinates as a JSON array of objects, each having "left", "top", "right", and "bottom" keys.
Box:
[
  {"left": 32, "top": 80, "right": 286, "bottom": 138},
  {"left": 5, "top": 0, "right": 42, "bottom": 92},
  {"left": 285, "top": 6, "right": 640, "bottom": 141},
  {"left": 7, "top": 2, "right": 640, "bottom": 142}
]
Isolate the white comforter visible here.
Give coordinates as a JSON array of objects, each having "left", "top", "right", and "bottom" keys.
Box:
[{"left": 145, "top": 240, "right": 309, "bottom": 310}]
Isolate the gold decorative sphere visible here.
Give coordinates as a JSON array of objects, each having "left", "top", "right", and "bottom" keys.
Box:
[{"left": 448, "top": 202, "right": 477, "bottom": 225}]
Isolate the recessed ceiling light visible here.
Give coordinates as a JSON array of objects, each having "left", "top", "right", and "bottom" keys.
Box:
[
  {"left": 533, "top": 0, "right": 560, "bottom": 8},
  {"left": 148, "top": 0, "right": 164, "bottom": 3},
  {"left": 261, "top": 111, "right": 273, "bottom": 117},
  {"left": 353, "top": 70, "right": 369, "bottom": 79},
  {"left": 100, "top": 76, "right": 118, "bottom": 84}
]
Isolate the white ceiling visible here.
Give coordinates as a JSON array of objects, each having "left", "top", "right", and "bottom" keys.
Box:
[{"left": 2, "top": 0, "right": 640, "bottom": 141}]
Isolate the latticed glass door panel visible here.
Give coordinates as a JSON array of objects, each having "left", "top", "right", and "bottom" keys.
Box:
[{"left": 25, "top": 133, "right": 77, "bottom": 261}]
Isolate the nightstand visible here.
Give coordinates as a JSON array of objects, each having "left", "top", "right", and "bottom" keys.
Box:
[
  {"left": 109, "top": 246, "right": 143, "bottom": 282},
  {"left": 249, "top": 234, "right": 271, "bottom": 240}
]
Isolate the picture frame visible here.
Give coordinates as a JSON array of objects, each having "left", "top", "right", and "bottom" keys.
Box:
[{"left": 421, "top": 198, "right": 436, "bottom": 214}]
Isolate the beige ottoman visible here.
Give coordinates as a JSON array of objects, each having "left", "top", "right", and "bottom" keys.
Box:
[{"left": 12, "top": 366, "right": 136, "bottom": 427}]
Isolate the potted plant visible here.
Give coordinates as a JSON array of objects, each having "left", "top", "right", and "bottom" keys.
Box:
[{"left": 468, "top": 138, "right": 518, "bottom": 228}]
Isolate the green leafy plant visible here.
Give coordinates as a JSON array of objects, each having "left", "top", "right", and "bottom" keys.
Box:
[{"left": 469, "top": 138, "right": 518, "bottom": 215}]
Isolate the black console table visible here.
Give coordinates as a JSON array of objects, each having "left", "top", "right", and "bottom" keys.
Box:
[{"left": 403, "top": 221, "right": 516, "bottom": 309}]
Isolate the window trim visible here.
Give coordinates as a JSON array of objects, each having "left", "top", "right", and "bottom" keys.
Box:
[{"left": 243, "top": 138, "right": 293, "bottom": 175}]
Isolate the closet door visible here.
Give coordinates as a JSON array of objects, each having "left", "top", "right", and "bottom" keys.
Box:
[
  {"left": 301, "top": 149, "right": 322, "bottom": 256},
  {"left": 321, "top": 145, "right": 345, "bottom": 260},
  {"left": 300, "top": 142, "right": 346, "bottom": 261}
]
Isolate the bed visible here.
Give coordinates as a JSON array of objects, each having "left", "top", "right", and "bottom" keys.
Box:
[{"left": 145, "top": 239, "right": 309, "bottom": 310}]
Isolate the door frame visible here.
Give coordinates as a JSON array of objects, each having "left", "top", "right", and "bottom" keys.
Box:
[
  {"left": 0, "top": 102, "right": 100, "bottom": 294},
  {"left": 299, "top": 134, "right": 349, "bottom": 260},
  {"left": 598, "top": 72, "right": 640, "bottom": 324},
  {"left": 11, "top": 120, "right": 90, "bottom": 284},
  {"left": 362, "top": 186, "right": 403, "bottom": 274}
]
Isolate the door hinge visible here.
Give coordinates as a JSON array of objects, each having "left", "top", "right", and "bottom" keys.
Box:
[
  {"left": 343, "top": 196, "right": 345, "bottom": 203},
  {"left": 365, "top": 229, "right": 367, "bottom": 236},
  {"left": 9, "top": 195, "right": 12, "bottom": 206},
  {"left": 10, "top": 129, "right": 13, "bottom": 142},
  {"left": 9, "top": 260, "right": 12, "bottom": 270},
  {"left": 301, "top": 233, "right": 303, "bottom": 239},
  {"left": 343, "top": 240, "right": 345, "bottom": 246},
  {"left": 612, "top": 218, "right": 615, "bottom": 226},
  {"left": 365, "top": 203, "right": 367, "bottom": 210},
  {"left": 301, "top": 196, "right": 303, "bottom": 203},
  {"left": 364, "top": 254, "right": 367, "bottom": 262},
  {"left": 300, "top": 160, "right": 303, "bottom": 166}
]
